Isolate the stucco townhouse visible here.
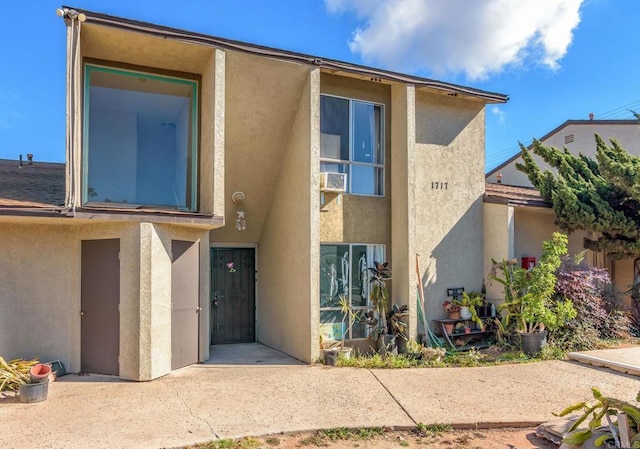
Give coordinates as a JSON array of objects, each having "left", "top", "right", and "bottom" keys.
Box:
[{"left": 0, "top": 7, "right": 507, "bottom": 381}]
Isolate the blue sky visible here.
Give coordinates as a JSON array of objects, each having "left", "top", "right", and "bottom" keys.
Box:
[{"left": 2, "top": 0, "right": 638, "bottom": 171}]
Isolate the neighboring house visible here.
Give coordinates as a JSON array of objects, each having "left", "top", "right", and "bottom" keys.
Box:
[
  {"left": 484, "top": 119, "right": 640, "bottom": 299},
  {"left": 487, "top": 119, "right": 640, "bottom": 186},
  {"left": 0, "top": 7, "right": 507, "bottom": 381}
]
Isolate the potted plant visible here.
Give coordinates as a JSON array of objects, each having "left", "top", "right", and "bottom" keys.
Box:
[
  {"left": 454, "top": 322, "right": 467, "bottom": 334},
  {"left": 443, "top": 300, "right": 461, "bottom": 319},
  {"left": 458, "top": 291, "right": 483, "bottom": 323},
  {"left": 323, "top": 294, "right": 359, "bottom": 366},
  {"left": 489, "top": 232, "right": 577, "bottom": 355},
  {"left": 387, "top": 304, "right": 409, "bottom": 353},
  {"left": 365, "top": 261, "right": 395, "bottom": 353}
]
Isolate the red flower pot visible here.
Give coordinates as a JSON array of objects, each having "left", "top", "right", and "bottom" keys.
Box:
[{"left": 30, "top": 364, "right": 52, "bottom": 384}]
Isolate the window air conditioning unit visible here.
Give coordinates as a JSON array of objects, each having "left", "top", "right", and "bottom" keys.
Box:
[{"left": 320, "top": 172, "right": 347, "bottom": 193}]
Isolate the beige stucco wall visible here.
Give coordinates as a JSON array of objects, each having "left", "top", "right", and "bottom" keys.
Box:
[
  {"left": 483, "top": 202, "right": 514, "bottom": 301},
  {"left": 513, "top": 207, "right": 586, "bottom": 261},
  {"left": 200, "top": 49, "right": 226, "bottom": 216},
  {"left": 414, "top": 90, "right": 487, "bottom": 322},
  {"left": 0, "top": 221, "right": 81, "bottom": 374},
  {"left": 257, "top": 69, "right": 320, "bottom": 363},
  {"left": 210, "top": 51, "right": 311, "bottom": 244},
  {"left": 0, "top": 218, "right": 209, "bottom": 381},
  {"left": 390, "top": 83, "right": 418, "bottom": 339},
  {"left": 613, "top": 258, "right": 634, "bottom": 298}
]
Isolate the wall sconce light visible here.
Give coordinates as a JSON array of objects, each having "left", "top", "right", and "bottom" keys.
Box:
[{"left": 232, "top": 191, "right": 246, "bottom": 231}]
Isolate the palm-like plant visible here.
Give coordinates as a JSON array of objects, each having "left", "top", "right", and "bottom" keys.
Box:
[
  {"left": 367, "top": 261, "right": 391, "bottom": 340},
  {"left": 338, "top": 294, "right": 360, "bottom": 348}
]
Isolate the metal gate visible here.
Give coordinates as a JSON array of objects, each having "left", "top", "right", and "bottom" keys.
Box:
[{"left": 210, "top": 248, "right": 255, "bottom": 344}]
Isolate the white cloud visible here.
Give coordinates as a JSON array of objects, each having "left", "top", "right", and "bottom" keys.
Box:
[
  {"left": 491, "top": 106, "right": 506, "bottom": 125},
  {"left": 326, "top": 0, "right": 583, "bottom": 80}
]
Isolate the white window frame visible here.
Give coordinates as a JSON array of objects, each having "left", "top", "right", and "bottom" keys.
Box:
[
  {"left": 319, "top": 243, "right": 385, "bottom": 340},
  {"left": 320, "top": 94, "right": 385, "bottom": 197}
]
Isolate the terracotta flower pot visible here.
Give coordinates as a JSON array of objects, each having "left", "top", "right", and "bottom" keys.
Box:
[
  {"left": 29, "top": 364, "right": 52, "bottom": 384},
  {"left": 448, "top": 310, "right": 461, "bottom": 319},
  {"left": 444, "top": 323, "right": 454, "bottom": 334}
]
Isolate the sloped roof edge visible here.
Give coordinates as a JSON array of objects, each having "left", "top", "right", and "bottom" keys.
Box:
[
  {"left": 486, "top": 119, "right": 640, "bottom": 178},
  {"left": 62, "top": 5, "right": 508, "bottom": 104},
  {"left": 483, "top": 182, "right": 550, "bottom": 208}
]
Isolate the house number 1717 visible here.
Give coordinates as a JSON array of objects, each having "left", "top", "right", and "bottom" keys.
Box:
[{"left": 431, "top": 182, "right": 448, "bottom": 189}]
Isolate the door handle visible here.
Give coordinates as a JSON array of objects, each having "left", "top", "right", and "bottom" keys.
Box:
[
  {"left": 80, "top": 311, "right": 85, "bottom": 316},
  {"left": 196, "top": 307, "right": 202, "bottom": 313}
]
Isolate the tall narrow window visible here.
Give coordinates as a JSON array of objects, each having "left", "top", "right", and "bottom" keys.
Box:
[
  {"left": 320, "top": 95, "right": 384, "bottom": 196},
  {"left": 83, "top": 65, "right": 198, "bottom": 210},
  {"left": 319, "top": 243, "right": 385, "bottom": 340}
]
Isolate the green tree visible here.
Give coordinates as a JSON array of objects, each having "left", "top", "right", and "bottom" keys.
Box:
[{"left": 516, "top": 135, "right": 640, "bottom": 260}]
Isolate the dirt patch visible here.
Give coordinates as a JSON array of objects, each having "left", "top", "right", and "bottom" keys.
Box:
[{"left": 194, "top": 427, "right": 559, "bottom": 448}]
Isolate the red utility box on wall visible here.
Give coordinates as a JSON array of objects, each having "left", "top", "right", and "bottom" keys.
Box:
[{"left": 522, "top": 257, "right": 536, "bottom": 270}]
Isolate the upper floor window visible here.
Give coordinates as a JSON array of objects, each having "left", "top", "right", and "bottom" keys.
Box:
[
  {"left": 320, "top": 95, "right": 384, "bottom": 196},
  {"left": 83, "top": 64, "right": 198, "bottom": 211}
]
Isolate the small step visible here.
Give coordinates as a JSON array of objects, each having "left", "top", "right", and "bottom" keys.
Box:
[{"left": 567, "top": 346, "right": 640, "bottom": 377}]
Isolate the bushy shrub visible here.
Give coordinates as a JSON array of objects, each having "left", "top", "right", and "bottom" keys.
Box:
[{"left": 552, "top": 257, "right": 632, "bottom": 350}]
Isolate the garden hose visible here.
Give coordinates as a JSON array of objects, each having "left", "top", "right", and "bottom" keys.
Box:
[{"left": 417, "top": 291, "right": 445, "bottom": 348}]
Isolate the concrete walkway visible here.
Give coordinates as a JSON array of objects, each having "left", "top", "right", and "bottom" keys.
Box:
[
  {"left": 1, "top": 345, "right": 639, "bottom": 449},
  {"left": 568, "top": 346, "right": 640, "bottom": 376}
]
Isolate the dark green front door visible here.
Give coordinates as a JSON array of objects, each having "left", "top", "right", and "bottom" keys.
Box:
[{"left": 210, "top": 248, "right": 256, "bottom": 344}]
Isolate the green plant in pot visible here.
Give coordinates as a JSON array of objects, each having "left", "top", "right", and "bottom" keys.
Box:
[
  {"left": 489, "top": 232, "right": 577, "bottom": 355},
  {"left": 365, "top": 261, "right": 395, "bottom": 353},
  {"left": 459, "top": 291, "right": 484, "bottom": 329},
  {"left": 387, "top": 304, "right": 409, "bottom": 352}
]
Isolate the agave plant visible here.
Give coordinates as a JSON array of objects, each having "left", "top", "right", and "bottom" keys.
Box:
[{"left": 0, "top": 356, "right": 38, "bottom": 392}]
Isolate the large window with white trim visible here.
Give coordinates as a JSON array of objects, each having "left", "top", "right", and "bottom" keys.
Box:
[
  {"left": 320, "top": 95, "right": 384, "bottom": 196},
  {"left": 83, "top": 64, "right": 198, "bottom": 210},
  {"left": 319, "top": 243, "right": 385, "bottom": 340}
]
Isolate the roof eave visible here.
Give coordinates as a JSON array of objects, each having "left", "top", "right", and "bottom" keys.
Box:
[{"left": 62, "top": 5, "right": 508, "bottom": 104}]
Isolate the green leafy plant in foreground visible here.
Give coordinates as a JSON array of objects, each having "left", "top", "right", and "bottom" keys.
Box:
[
  {"left": 490, "top": 232, "right": 577, "bottom": 336},
  {"left": 556, "top": 387, "right": 640, "bottom": 447}
]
